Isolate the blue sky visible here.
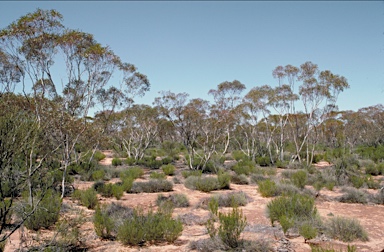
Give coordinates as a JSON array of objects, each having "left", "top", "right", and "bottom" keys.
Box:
[{"left": 1, "top": 1, "right": 383, "bottom": 112}]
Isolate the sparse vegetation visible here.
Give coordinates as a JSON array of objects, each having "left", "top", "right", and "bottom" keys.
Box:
[{"left": 325, "top": 216, "right": 368, "bottom": 242}]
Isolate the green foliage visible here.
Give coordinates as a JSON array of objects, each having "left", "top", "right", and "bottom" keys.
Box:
[
  {"left": 211, "top": 191, "right": 249, "bottom": 208},
  {"left": 137, "top": 156, "right": 163, "bottom": 169},
  {"left": 326, "top": 216, "right": 368, "bottom": 242},
  {"left": 208, "top": 197, "right": 219, "bottom": 216},
  {"left": 356, "top": 145, "right": 384, "bottom": 163},
  {"left": 291, "top": 170, "right": 307, "bottom": 189},
  {"left": 156, "top": 193, "right": 190, "bottom": 208},
  {"left": 217, "top": 207, "right": 247, "bottom": 248},
  {"left": 231, "top": 150, "right": 249, "bottom": 161},
  {"left": 184, "top": 175, "right": 225, "bottom": 192},
  {"left": 162, "top": 164, "right": 176, "bottom": 176},
  {"left": 181, "top": 170, "right": 202, "bottom": 178},
  {"left": 130, "top": 179, "right": 173, "bottom": 193},
  {"left": 22, "top": 190, "right": 62, "bottom": 231},
  {"left": 94, "top": 205, "right": 114, "bottom": 239},
  {"left": 256, "top": 156, "right": 271, "bottom": 167},
  {"left": 150, "top": 171, "right": 167, "bottom": 180},
  {"left": 266, "top": 193, "right": 318, "bottom": 227},
  {"left": 230, "top": 174, "right": 249, "bottom": 185},
  {"left": 231, "top": 160, "right": 255, "bottom": 175},
  {"left": 94, "top": 151, "right": 106, "bottom": 161},
  {"left": 112, "top": 158, "right": 123, "bottom": 166},
  {"left": 91, "top": 170, "right": 105, "bottom": 181},
  {"left": 299, "top": 222, "right": 318, "bottom": 242},
  {"left": 258, "top": 179, "right": 279, "bottom": 197},
  {"left": 350, "top": 175, "right": 364, "bottom": 188},
  {"left": 217, "top": 171, "right": 231, "bottom": 190},
  {"left": 0, "top": 199, "right": 12, "bottom": 225},
  {"left": 338, "top": 187, "right": 368, "bottom": 204},
  {"left": 120, "top": 166, "right": 144, "bottom": 180},
  {"left": 279, "top": 215, "right": 294, "bottom": 234},
  {"left": 72, "top": 188, "right": 98, "bottom": 209},
  {"left": 117, "top": 208, "right": 183, "bottom": 245},
  {"left": 121, "top": 177, "right": 134, "bottom": 192}
]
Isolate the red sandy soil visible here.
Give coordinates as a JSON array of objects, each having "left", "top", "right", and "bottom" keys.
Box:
[{"left": 4, "top": 154, "right": 384, "bottom": 252}]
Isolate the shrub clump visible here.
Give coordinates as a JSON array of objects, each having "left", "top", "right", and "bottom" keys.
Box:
[
  {"left": 162, "top": 164, "right": 176, "bottom": 176},
  {"left": 21, "top": 190, "right": 62, "bottom": 231},
  {"left": 184, "top": 175, "right": 229, "bottom": 192},
  {"left": 181, "top": 170, "right": 202, "bottom": 178},
  {"left": 210, "top": 191, "right": 249, "bottom": 208},
  {"left": 72, "top": 188, "right": 99, "bottom": 209},
  {"left": 117, "top": 207, "right": 183, "bottom": 245},
  {"left": 291, "top": 170, "right": 307, "bottom": 189},
  {"left": 130, "top": 179, "right": 173, "bottom": 193},
  {"left": 112, "top": 158, "right": 123, "bottom": 166},
  {"left": 93, "top": 181, "right": 124, "bottom": 200},
  {"left": 325, "top": 216, "right": 368, "bottom": 242},
  {"left": 120, "top": 166, "right": 144, "bottom": 180},
  {"left": 258, "top": 179, "right": 279, "bottom": 197},
  {"left": 337, "top": 187, "right": 369, "bottom": 204},
  {"left": 231, "top": 174, "right": 249, "bottom": 185},
  {"left": 156, "top": 193, "right": 190, "bottom": 208},
  {"left": 149, "top": 172, "right": 167, "bottom": 180}
]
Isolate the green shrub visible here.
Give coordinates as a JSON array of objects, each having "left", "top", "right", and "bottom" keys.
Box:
[
  {"left": 338, "top": 187, "right": 368, "bottom": 204},
  {"left": 121, "top": 177, "right": 134, "bottom": 192},
  {"left": 211, "top": 191, "right": 249, "bottom": 207},
  {"left": 184, "top": 175, "right": 221, "bottom": 192},
  {"left": 231, "top": 160, "right": 255, "bottom": 175},
  {"left": 162, "top": 164, "right": 176, "bottom": 176},
  {"left": 124, "top": 157, "right": 136, "bottom": 166},
  {"left": 156, "top": 193, "right": 190, "bottom": 208},
  {"left": 364, "top": 175, "right": 380, "bottom": 189},
  {"left": 250, "top": 174, "right": 266, "bottom": 184},
  {"left": 150, "top": 172, "right": 167, "bottom": 180},
  {"left": 94, "top": 205, "right": 114, "bottom": 239},
  {"left": 365, "top": 163, "right": 379, "bottom": 176},
  {"left": 350, "top": 175, "right": 364, "bottom": 188},
  {"left": 130, "top": 179, "right": 173, "bottom": 193},
  {"left": 218, "top": 207, "right": 247, "bottom": 248},
  {"left": 0, "top": 199, "right": 12, "bottom": 225},
  {"left": 94, "top": 151, "right": 106, "bottom": 161},
  {"left": 112, "top": 158, "right": 123, "bottom": 166},
  {"left": 256, "top": 156, "right": 271, "bottom": 167},
  {"left": 22, "top": 190, "right": 62, "bottom": 231},
  {"left": 275, "top": 160, "right": 288, "bottom": 168},
  {"left": 72, "top": 188, "right": 98, "bottom": 209},
  {"left": 231, "top": 174, "right": 249, "bottom": 185},
  {"left": 326, "top": 216, "right": 368, "bottom": 242},
  {"left": 291, "top": 170, "right": 307, "bottom": 189},
  {"left": 266, "top": 193, "right": 317, "bottom": 227},
  {"left": 120, "top": 166, "right": 144, "bottom": 180},
  {"left": 182, "top": 170, "right": 202, "bottom": 178},
  {"left": 117, "top": 208, "right": 183, "bottom": 245},
  {"left": 258, "top": 179, "right": 279, "bottom": 197},
  {"left": 231, "top": 150, "right": 249, "bottom": 161},
  {"left": 112, "top": 184, "right": 124, "bottom": 200},
  {"left": 91, "top": 170, "right": 105, "bottom": 181},
  {"left": 217, "top": 171, "right": 231, "bottom": 190},
  {"left": 299, "top": 222, "right": 318, "bottom": 242}
]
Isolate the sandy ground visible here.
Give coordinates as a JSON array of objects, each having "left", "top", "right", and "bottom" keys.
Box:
[{"left": 4, "top": 154, "right": 384, "bottom": 252}]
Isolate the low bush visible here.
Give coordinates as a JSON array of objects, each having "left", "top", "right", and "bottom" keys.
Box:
[
  {"left": 22, "top": 189, "right": 62, "bottom": 231},
  {"left": 112, "top": 158, "right": 123, "bottom": 166},
  {"left": 72, "top": 188, "right": 99, "bottom": 209},
  {"left": 256, "top": 156, "right": 271, "bottom": 167},
  {"left": 94, "top": 151, "right": 106, "bottom": 161},
  {"left": 350, "top": 175, "right": 364, "bottom": 188},
  {"left": 231, "top": 174, "right": 249, "bottom": 185},
  {"left": 162, "top": 164, "right": 176, "bottom": 176},
  {"left": 250, "top": 174, "right": 266, "bottom": 184},
  {"left": 266, "top": 193, "right": 318, "bottom": 228},
  {"left": 299, "top": 222, "right": 318, "bottom": 242},
  {"left": 93, "top": 181, "right": 124, "bottom": 200},
  {"left": 217, "top": 171, "right": 231, "bottom": 190},
  {"left": 184, "top": 175, "right": 228, "bottom": 192},
  {"left": 117, "top": 207, "right": 183, "bottom": 245},
  {"left": 181, "top": 170, "right": 202, "bottom": 178},
  {"left": 94, "top": 205, "right": 114, "bottom": 239},
  {"left": 291, "top": 170, "right": 307, "bottom": 189},
  {"left": 338, "top": 187, "right": 369, "bottom": 204},
  {"left": 130, "top": 179, "right": 173, "bottom": 193},
  {"left": 156, "top": 193, "right": 190, "bottom": 208},
  {"left": 325, "top": 216, "right": 368, "bottom": 242},
  {"left": 119, "top": 166, "right": 144, "bottom": 180},
  {"left": 218, "top": 207, "right": 247, "bottom": 248},
  {"left": 150, "top": 172, "right": 167, "bottom": 180},
  {"left": 211, "top": 191, "right": 249, "bottom": 207},
  {"left": 189, "top": 237, "right": 271, "bottom": 252},
  {"left": 258, "top": 179, "right": 279, "bottom": 197}
]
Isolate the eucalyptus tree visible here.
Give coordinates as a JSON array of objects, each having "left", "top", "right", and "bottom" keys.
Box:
[
  {"left": 0, "top": 9, "right": 150, "bottom": 200},
  {"left": 208, "top": 80, "right": 246, "bottom": 155},
  {"left": 294, "top": 62, "right": 349, "bottom": 164},
  {"left": 111, "top": 104, "right": 159, "bottom": 161}
]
